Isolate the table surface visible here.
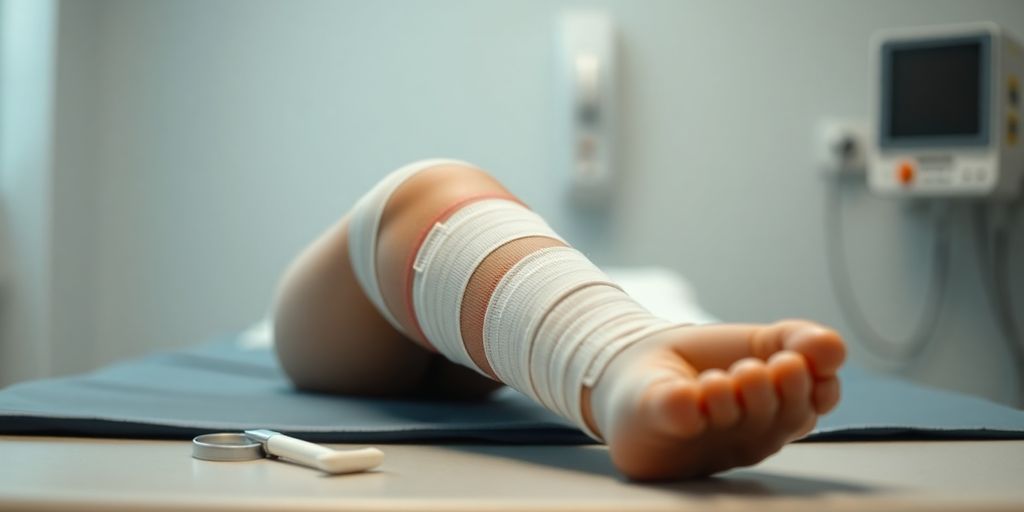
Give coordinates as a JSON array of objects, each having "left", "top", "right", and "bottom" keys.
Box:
[{"left": 1, "top": 436, "right": 1022, "bottom": 512}]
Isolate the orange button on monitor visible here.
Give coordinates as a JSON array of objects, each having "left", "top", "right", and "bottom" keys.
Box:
[{"left": 897, "top": 161, "right": 915, "bottom": 185}]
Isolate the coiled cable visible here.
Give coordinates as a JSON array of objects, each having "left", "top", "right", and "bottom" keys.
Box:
[
  {"left": 972, "top": 200, "right": 1024, "bottom": 399},
  {"left": 825, "top": 179, "right": 952, "bottom": 364}
]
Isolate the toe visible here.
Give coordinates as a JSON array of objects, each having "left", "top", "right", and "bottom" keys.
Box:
[
  {"left": 648, "top": 377, "right": 708, "bottom": 438},
  {"left": 812, "top": 376, "right": 841, "bottom": 414},
  {"left": 767, "top": 351, "right": 813, "bottom": 431},
  {"left": 730, "top": 358, "right": 777, "bottom": 432},
  {"left": 698, "top": 369, "right": 741, "bottom": 428},
  {"left": 665, "top": 321, "right": 847, "bottom": 379},
  {"left": 770, "top": 351, "right": 812, "bottom": 403},
  {"left": 789, "top": 414, "right": 818, "bottom": 442},
  {"left": 786, "top": 326, "right": 846, "bottom": 379}
]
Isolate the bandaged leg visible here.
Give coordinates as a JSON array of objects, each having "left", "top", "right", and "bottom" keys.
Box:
[
  {"left": 336, "top": 158, "right": 848, "bottom": 479},
  {"left": 347, "top": 159, "right": 678, "bottom": 438}
]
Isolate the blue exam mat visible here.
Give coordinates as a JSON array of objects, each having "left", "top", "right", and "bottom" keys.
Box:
[{"left": 0, "top": 337, "right": 1022, "bottom": 443}]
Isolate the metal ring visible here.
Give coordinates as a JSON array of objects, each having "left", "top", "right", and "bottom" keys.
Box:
[{"left": 192, "top": 433, "right": 265, "bottom": 462}]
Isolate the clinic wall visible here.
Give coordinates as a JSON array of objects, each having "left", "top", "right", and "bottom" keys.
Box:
[
  {"left": 39, "top": 0, "right": 1024, "bottom": 405},
  {"left": 0, "top": 0, "right": 57, "bottom": 386}
]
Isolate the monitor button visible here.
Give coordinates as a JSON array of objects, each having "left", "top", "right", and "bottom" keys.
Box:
[{"left": 897, "top": 161, "right": 915, "bottom": 185}]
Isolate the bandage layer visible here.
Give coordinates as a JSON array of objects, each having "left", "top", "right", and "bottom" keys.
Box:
[
  {"left": 413, "top": 198, "right": 563, "bottom": 370},
  {"left": 347, "top": 158, "right": 471, "bottom": 335},
  {"left": 348, "top": 159, "right": 678, "bottom": 440},
  {"left": 482, "top": 249, "right": 674, "bottom": 435}
]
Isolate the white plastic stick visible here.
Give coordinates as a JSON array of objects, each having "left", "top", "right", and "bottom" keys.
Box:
[{"left": 244, "top": 430, "right": 383, "bottom": 475}]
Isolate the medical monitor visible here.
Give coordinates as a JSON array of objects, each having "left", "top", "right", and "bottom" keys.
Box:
[{"left": 869, "top": 23, "right": 1023, "bottom": 198}]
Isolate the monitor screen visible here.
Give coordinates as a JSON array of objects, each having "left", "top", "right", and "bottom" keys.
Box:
[{"left": 886, "top": 39, "right": 986, "bottom": 141}]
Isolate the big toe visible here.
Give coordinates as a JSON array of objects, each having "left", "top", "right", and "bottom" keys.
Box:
[
  {"left": 785, "top": 324, "right": 846, "bottom": 379},
  {"left": 646, "top": 375, "right": 708, "bottom": 439}
]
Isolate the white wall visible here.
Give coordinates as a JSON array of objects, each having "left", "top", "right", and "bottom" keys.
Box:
[
  {"left": 9, "top": 0, "right": 1023, "bottom": 405},
  {"left": 0, "top": 0, "right": 57, "bottom": 384}
]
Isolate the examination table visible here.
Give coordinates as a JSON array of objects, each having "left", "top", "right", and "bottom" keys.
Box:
[{"left": 2, "top": 270, "right": 1023, "bottom": 511}]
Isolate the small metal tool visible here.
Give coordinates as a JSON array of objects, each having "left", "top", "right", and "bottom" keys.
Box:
[{"left": 191, "top": 430, "right": 384, "bottom": 475}]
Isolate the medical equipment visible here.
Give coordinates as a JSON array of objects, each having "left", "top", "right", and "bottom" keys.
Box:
[
  {"left": 972, "top": 201, "right": 1024, "bottom": 389},
  {"left": 191, "top": 430, "right": 383, "bottom": 475},
  {"left": 825, "top": 183, "right": 952, "bottom": 363},
  {"left": 192, "top": 433, "right": 265, "bottom": 461},
  {"left": 869, "top": 22, "right": 1023, "bottom": 198},
  {"left": 558, "top": 11, "right": 617, "bottom": 206},
  {"left": 826, "top": 23, "right": 1024, "bottom": 379},
  {"left": 817, "top": 119, "right": 869, "bottom": 176}
]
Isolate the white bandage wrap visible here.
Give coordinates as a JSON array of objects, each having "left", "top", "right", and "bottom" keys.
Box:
[
  {"left": 477, "top": 244, "right": 677, "bottom": 439},
  {"left": 482, "top": 246, "right": 615, "bottom": 397},
  {"left": 350, "top": 159, "right": 680, "bottom": 441},
  {"left": 413, "top": 198, "right": 563, "bottom": 369},
  {"left": 347, "top": 158, "right": 471, "bottom": 334},
  {"left": 543, "top": 293, "right": 651, "bottom": 420},
  {"left": 530, "top": 284, "right": 629, "bottom": 417}
]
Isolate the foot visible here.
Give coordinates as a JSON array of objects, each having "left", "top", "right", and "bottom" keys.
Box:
[{"left": 588, "top": 320, "right": 846, "bottom": 481}]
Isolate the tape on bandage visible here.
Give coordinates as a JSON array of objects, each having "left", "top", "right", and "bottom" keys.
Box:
[
  {"left": 582, "top": 321, "right": 678, "bottom": 388},
  {"left": 348, "top": 158, "right": 471, "bottom": 334},
  {"left": 482, "top": 247, "right": 616, "bottom": 397},
  {"left": 412, "top": 199, "right": 562, "bottom": 371},
  {"left": 530, "top": 284, "right": 622, "bottom": 416},
  {"left": 415, "top": 200, "right": 517, "bottom": 363},
  {"left": 563, "top": 316, "right": 676, "bottom": 431},
  {"left": 545, "top": 293, "right": 649, "bottom": 420}
]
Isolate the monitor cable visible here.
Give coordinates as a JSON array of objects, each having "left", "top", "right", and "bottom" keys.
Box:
[
  {"left": 972, "top": 198, "right": 1024, "bottom": 401},
  {"left": 825, "top": 179, "right": 952, "bottom": 365}
]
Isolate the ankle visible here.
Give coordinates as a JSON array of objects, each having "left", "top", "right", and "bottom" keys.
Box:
[{"left": 587, "top": 335, "right": 686, "bottom": 443}]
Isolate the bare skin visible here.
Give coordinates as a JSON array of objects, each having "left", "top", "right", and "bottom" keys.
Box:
[{"left": 273, "top": 163, "right": 846, "bottom": 481}]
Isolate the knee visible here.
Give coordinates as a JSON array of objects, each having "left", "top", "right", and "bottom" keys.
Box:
[{"left": 384, "top": 162, "right": 508, "bottom": 219}]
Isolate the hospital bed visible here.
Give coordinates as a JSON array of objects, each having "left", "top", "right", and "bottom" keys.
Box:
[{"left": 1, "top": 269, "right": 1022, "bottom": 511}]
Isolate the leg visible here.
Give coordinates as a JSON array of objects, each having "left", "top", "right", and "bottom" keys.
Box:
[
  {"left": 272, "top": 213, "right": 501, "bottom": 397},
  {"left": 276, "top": 159, "right": 847, "bottom": 480}
]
